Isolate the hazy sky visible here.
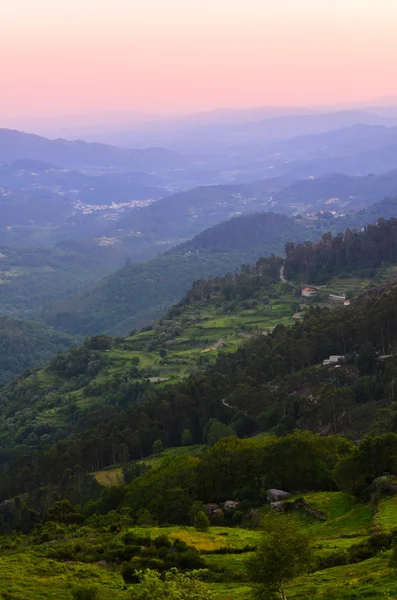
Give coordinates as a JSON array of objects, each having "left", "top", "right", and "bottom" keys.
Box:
[{"left": 1, "top": 0, "right": 397, "bottom": 120}]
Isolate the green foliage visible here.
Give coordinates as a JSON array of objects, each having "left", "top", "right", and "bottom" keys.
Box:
[
  {"left": 333, "top": 433, "right": 397, "bottom": 497},
  {"left": 389, "top": 540, "right": 397, "bottom": 568},
  {"left": 248, "top": 513, "right": 313, "bottom": 600},
  {"left": 136, "top": 509, "right": 156, "bottom": 527},
  {"left": 45, "top": 500, "right": 84, "bottom": 525},
  {"left": 356, "top": 342, "right": 377, "bottom": 375},
  {"left": 205, "top": 419, "right": 237, "bottom": 446},
  {"left": 194, "top": 511, "right": 210, "bottom": 532},
  {"left": 153, "top": 439, "right": 164, "bottom": 455},
  {"left": 0, "top": 316, "right": 75, "bottom": 384},
  {"left": 71, "top": 585, "right": 100, "bottom": 600},
  {"left": 133, "top": 568, "right": 213, "bottom": 600},
  {"left": 5, "top": 218, "right": 397, "bottom": 512},
  {"left": 285, "top": 217, "right": 397, "bottom": 284},
  {"left": 181, "top": 428, "right": 194, "bottom": 446}
]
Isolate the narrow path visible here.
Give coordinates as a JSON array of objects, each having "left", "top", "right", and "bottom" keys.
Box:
[
  {"left": 280, "top": 264, "right": 287, "bottom": 283},
  {"left": 222, "top": 397, "right": 233, "bottom": 409}
]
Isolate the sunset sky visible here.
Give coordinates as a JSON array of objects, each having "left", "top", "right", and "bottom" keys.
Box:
[{"left": 1, "top": 0, "right": 397, "bottom": 122}]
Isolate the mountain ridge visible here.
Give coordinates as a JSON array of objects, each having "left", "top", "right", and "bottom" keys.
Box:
[{"left": 0, "top": 128, "right": 188, "bottom": 170}]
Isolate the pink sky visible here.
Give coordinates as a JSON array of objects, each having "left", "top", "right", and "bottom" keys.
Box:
[{"left": 1, "top": 0, "right": 397, "bottom": 121}]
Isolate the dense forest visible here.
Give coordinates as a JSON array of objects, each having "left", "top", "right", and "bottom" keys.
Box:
[{"left": 285, "top": 216, "right": 397, "bottom": 283}]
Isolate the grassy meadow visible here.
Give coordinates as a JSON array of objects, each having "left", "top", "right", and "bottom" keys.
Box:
[{"left": 4, "top": 491, "right": 397, "bottom": 599}]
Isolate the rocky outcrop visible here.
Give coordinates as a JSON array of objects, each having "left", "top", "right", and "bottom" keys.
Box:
[
  {"left": 269, "top": 497, "right": 327, "bottom": 520},
  {"left": 204, "top": 503, "right": 219, "bottom": 516},
  {"left": 270, "top": 501, "right": 287, "bottom": 511},
  {"left": 266, "top": 489, "right": 292, "bottom": 503},
  {"left": 224, "top": 500, "right": 241, "bottom": 511}
]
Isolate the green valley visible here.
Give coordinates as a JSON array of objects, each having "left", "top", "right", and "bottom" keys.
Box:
[{"left": 3, "top": 217, "right": 397, "bottom": 600}]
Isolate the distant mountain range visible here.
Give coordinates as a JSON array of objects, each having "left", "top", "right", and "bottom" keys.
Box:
[
  {"left": 3, "top": 121, "right": 397, "bottom": 192},
  {"left": 72, "top": 109, "right": 397, "bottom": 150},
  {"left": 0, "top": 128, "right": 187, "bottom": 170}
]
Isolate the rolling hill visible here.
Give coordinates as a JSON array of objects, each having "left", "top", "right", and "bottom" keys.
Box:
[
  {"left": 273, "top": 170, "right": 397, "bottom": 213},
  {"left": 0, "top": 128, "right": 187, "bottom": 170}
]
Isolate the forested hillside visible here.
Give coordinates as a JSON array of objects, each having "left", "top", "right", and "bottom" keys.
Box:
[
  {"left": 44, "top": 198, "right": 397, "bottom": 336},
  {"left": 46, "top": 212, "right": 311, "bottom": 335},
  {"left": 3, "top": 218, "right": 397, "bottom": 599},
  {"left": 0, "top": 242, "right": 128, "bottom": 321},
  {"left": 285, "top": 216, "right": 397, "bottom": 283},
  {"left": 2, "top": 218, "right": 397, "bottom": 498},
  {"left": 0, "top": 317, "right": 74, "bottom": 383}
]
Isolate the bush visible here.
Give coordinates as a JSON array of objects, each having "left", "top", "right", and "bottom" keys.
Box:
[
  {"left": 172, "top": 539, "right": 189, "bottom": 552},
  {"left": 194, "top": 511, "right": 210, "bottom": 532},
  {"left": 136, "top": 508, "right": 155, "bottom": 526},
  {"left": 316, "top": 548, "right": 349, "bottom": 570},
  {"left": 172, "top": 549, "right": 207, "bottom": 570},
  {"left": 121, "top": 562, "right": 141, "bottom": 584},
  {"left": 122, "top": 531, "right": 151, "bottom": 547},
  {"left": 71, "top": 585, "right": 100, "bottom": 600},
  {"left": 154, "top": 534, "right": 172, "bottom": 548}
]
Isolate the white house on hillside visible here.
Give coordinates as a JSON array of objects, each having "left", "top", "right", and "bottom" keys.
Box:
[{"left": 301, "top": 287, "right": 317, "bottom": 297}]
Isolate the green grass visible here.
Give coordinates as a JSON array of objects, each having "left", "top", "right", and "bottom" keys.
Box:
[
  {"left": 99, "top": 291, "right": 298, "bottom": 387},
  {"left": 295, "top": 505, "right": 374, "bottom": 540},
  {"left": 281, "top": 492, "right": 374, "bottom": 539},
  {"left": 0, "top": 553, "right": 128, "bottom": 600},
  {"left": 4, "top": 489, "right": 397, "bottom": 599},
  {"left": 375, "top": 496, "right": 397, "bottom": 533},
  {"left": 205, "top": 552, "right": 253, "bottom": 576},
  {"left": 287, "top": 555, "right": 397, "bottom": 599},
  {"left": 209, "top": 583, "right": 251, "bottom": 599},
  {"left": 94, "top": 445, "right": 206, "bottom": 484},
  {"left": 126, "top": 526, "right": 260, "bottom": 552},
  {"left": 138, "top": 444, "right": 206, "bottom": 468}
]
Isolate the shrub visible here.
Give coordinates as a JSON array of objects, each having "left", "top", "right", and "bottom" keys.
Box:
[
  {"left": 232, "top": 510, "right": 244, "bottom": 524},
  {"left": 316, "top": 549, "right": 349, "bottom": 570},
  {"left": 154, "top": 534, "right": 172, "bottom": 548},
  {"left": 181, "top": 429, "right": 193, "bottom": 446},
  {"left": 152, "top": 439, "right": 164, "bottom": 455},
  {"left": 173, "top": 550, "right": 207, "bottom": 570},
  {"left": 71, "top": 585, "right": 100, "bottom": 600},
  {"left": 194, "top": 511, "right": 210, "bottom": 532},
  {"left": 136, "top": 508, "right": 155, "bottom": 526},
  {"left": 173, "top": 539, "right": 189, "bottom": 552}
]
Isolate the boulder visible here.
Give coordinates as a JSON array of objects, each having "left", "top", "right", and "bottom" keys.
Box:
[
  {"left": 224, "top": 500, "right": 240, "bottom": 512},
  {"left": 266, "top": 488, "right": 291, "bottom": 503},
  {"left": 204, "top": 503, "right": 220, "bottom": 516},
  {"left": 270, "top": 501, "right": 287, "bottom": 511}
]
